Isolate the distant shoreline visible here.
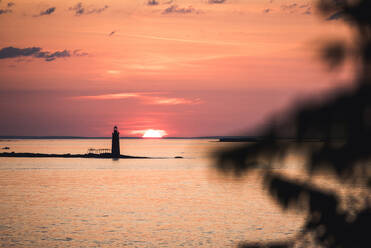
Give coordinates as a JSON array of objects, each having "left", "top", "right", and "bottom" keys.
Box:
[
  {"left": 218, "top": 137, "right": 328, "bottom": 142},
  {"left": 0, "top": 152, "right": 150, "bottom": 159},
  {"left": 0, "top": 136, "right": 226, "bottom": 140},
  {"left": 0, "top": 136, "right": 335, "bottom": 142}
]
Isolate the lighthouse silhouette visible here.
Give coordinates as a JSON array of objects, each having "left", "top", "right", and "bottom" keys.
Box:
[{"left": 111, "top": 126, "right": 120, "bottom": 158}]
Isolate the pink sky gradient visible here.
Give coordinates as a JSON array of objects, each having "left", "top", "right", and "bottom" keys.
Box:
[{"left": 0, "top": 0, "right": 354, "bottom": 137}]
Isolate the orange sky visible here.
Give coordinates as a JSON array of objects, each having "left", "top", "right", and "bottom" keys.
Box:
[{"left": 0, "top": 0, "right": 354, "bottom": 137}]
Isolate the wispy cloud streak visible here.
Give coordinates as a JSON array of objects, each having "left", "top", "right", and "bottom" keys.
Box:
[
  {"left": 147, "top": 0, "right": 159, "bottom": 6},
  {"left": 0, "top": 8, "right": 11, "bottom": 14},
  {"left": 123, "top": 33, "right": 240, "bottom": 46},
  {"left": 162, "top": 5, "right": 200, "bottom": 15},
  {"left": 69, "top": 2, "right": 108, "bottom": 16},
  {"left": 75, "top": 92, "right": 202, "bottom": 105},
  {"left": 77, "top": 93, "right": 141, "bottom": 100},
  {"left": 151, "top": 97, "right": 201, "bottom": 105},
  {"left": 264, "top": 2, "right": 311, "bottom": 15},
  {"left": 281, "top": 3, "right": 312, "bottom": 15},
  {"left": 0, "top": 46, "right": 87, "bottom": 61},
  {"left": 208, "top": 0, "right": 226, "bottom": 4},
  {"left": 0, "top": 1, "right": 14, "bottom": 15},
  {"left": 33, "top": 7, "right": 56, "bottom": 17}
]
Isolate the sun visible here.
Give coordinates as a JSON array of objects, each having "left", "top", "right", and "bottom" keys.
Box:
[{"left": 142, "top": 129, "right": 167, "bottom": 138}]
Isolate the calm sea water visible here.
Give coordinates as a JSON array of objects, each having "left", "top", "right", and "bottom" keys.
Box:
[{"left": 0, "top": 139, "right": 304, "bottom": 247}]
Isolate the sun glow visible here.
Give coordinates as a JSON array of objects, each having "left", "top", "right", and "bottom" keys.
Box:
[{"left": 142, "top": 129, "right": 167, "bottom": 138}]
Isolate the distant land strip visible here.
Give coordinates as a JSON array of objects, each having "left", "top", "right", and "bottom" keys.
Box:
[
  {"left": 0, "top": 152, "right": 149, "bottom": 159},
  {"left": 0, "top": 136, "right": 339, "bottom": 142},
  {"left": 219, "top": 137, "right": 325, "bottom": 142},
  {"left": 0, "top": 152, "right": 185, "bottom": 159},
  {"left": 0, "top": 136, "right": 229, "bottom": 140}
]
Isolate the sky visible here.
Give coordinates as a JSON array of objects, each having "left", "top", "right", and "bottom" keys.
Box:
[{"left": 0, "top": 0, "right": 354, "bottom": 137}]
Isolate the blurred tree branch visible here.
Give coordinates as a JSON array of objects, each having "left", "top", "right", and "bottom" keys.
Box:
[{"left": 216, "top": 1, "right": 371, "bottom": 247}]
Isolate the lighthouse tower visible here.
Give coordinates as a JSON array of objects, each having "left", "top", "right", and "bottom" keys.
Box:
[{"left": 111, "top": 126, "right": 120, "bottom": 158}]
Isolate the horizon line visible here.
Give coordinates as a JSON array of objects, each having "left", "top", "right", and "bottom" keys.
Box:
[{"left": 0, "top": 135, "right": 256, "bottom": 140}]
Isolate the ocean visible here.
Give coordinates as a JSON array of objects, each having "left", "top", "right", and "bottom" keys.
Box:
[{"left": 0, "top": 139, "right": 304, "bottom": 247}]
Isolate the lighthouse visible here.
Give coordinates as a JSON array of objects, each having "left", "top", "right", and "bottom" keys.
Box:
[{"left": 111, "top": 126, "right": 120, "bottom": 158}]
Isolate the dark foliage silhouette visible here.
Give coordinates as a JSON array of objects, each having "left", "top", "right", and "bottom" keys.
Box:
[{"left": 216, "top": 1, "right": 371, "bottom": 247}]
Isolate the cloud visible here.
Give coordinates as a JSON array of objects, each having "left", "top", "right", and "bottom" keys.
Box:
[
  {"left": 123, "top": 33, "right": 240, "bottom": 46},
  {"left": 147, "top": 0, "right": 173, "bottom": 5},
  {"left": 299, "top": 4, "right": 310, "bottom": 9},
  {"left": 208, "top": 0, "right": 226, "bottom": 4},
  {"left": 281, "top": 3, "right": 311, "bottom": 15},
  {"left": 299, "top": 4, "right": 312, "bottom": 15},
  {"left": 75, "top": 92, "right": 202, "bottom": 105},
  {"left": 0, "top": 9, "right": 11, "bottom": 14},
  {"left": 327, "top": 11, "right": 343, "bottom": 21},
  {"left": 35, "top": 50, "right": 70, "bottom": 61},
  {"left": 303, "top": 8, "right": 312, "bottom": 15},
  {"left": 0, "top": 47, "right": 41, "bottom": 58},
  {"left": 0, "top": 46, "right": 87, "bottom": 62},
  {"left": 69, "top": 3, "right": 84, "bottom": 15},
  {"left": 147, "top": 0, "right": 159, "bottom": 6},
  {"left": 77, "top": 93, "right": 141, "bottom": 100},
  {"left": 162, "top": 5, "right": 200, "bottom": 14},
  {"left": 34, "top": 7, "right": 56, "bottom": 17},
  {"left": 107, "top": 70, "right": 120, "bottom": 74},
  {"left": 281, "top": 3, "right": 297, "bottom": 10},
  {"left": 69, "top": 2, "right": 109, "bottom": 16},
  {"left": 73, "top": 49, "right": 88, "bottom": 57},
  {"left": 151, "top": 97, "right": 201, "bottom": 105},
  {"left": 0, "top": 1, "right": 14, "bottom": 14}
]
